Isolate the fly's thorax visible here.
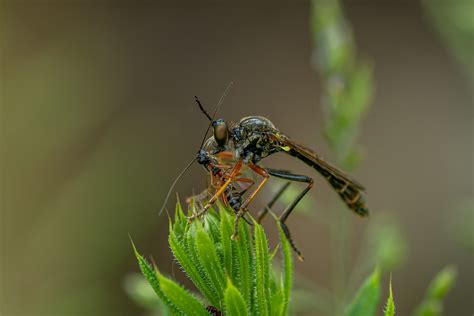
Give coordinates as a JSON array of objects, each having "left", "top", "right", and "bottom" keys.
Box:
[
  {"left": 238, "top": 116, "right": 277, "bottom": 131},
  {"left": 230, "top": 116, "right": 281, "bottom": 163}
]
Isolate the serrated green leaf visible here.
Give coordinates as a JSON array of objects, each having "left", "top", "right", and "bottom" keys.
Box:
[
  {"left": 278, "top": 223, "right": 293, "bottom": 316},
  {"left": 220, "top": 210, "right": 234, "bottom": 277},
  {"left": 344, "top": 268, "right": 381, "bottom": 316},
  {"left": 224, "top": 279, "right": 248, "bottom": 316},
  {"left": 205, "top": 212, "right": 224, "bottom": 265},
  {"left": 156, "top": 269, "right": 209, "bottom": 316},
  {"left": 270, "top": 289, "right": 285, "bottom": 316},
  {"left": 123, "top": 273, "right": 166, "bottom": 312},
  {"left": 132, "top": 201, "right": 293, "bottom": 316},
  {"left": 174, "top": 201, "right": 186, "bottom": 227},
  {"left": 195, "top": 222, "right": 226, "bottom": 304},
  {"left": 169, "top": 227, "right": 218, "bottom": 306},
  {"left": 268, "top": 268, "right": 278, "bottom": 298},
  {"left": 254, "top": 222, "right": 270, "bottom": 316},
  {"left": 234, "top": 214, "right": 253, "bottom": 311},
  {"left": 384, "top": 277, "right": 395, "bottom": 316},
  {"left": 204, "top": 211, "right": 222, "bottom": 244},
  {"left": 131, "top": 240, "right": 179, "bottom": 314},
  {"left": 187, "top": 223, "right": 222, "bottom": 305}
]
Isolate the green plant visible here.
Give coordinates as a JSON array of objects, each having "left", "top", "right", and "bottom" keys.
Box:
[
  {"left": 131, "top": 202, "right": 292, "bottom": 315},
  {"left": 412, "top": 266, "right": 457, "bottom": 316},
  {"left": 310, "top": 1, "right": 375, "bottom": 314},
  {"left": 128, "top": 1, "right": 460, "bottom": 314},
  {"left": 341, "top": 265, "right": 456, "bottom": 316}
]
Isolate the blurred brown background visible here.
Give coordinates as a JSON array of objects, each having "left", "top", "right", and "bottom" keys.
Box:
[{"left": 1, "top": 1, "right": 472, "bottom": 315}]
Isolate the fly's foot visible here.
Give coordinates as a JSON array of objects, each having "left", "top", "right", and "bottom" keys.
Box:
[{"left": 187, "top": 204, "right": 210, "bottom": 223}]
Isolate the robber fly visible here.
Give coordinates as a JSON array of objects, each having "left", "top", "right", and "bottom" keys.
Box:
[
  {"left": 190, "top": 97, "right": 368, "bottom": 260},
  {"left": 160, "top": 83, "right": 292, "bottom": 226},
  {"left": 160, "top": 83, "right": 260, "bottom": 221}
]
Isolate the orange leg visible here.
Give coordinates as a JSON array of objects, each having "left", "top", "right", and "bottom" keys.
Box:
[
  {"left": 188, "top": 160, "right": 243, "bottom": 222},
  {"left": 231, "top": 163, "right": 270, "bottom": 239},
  {"left": 241, "top": 164, "right": 269, "bottom": 210}
]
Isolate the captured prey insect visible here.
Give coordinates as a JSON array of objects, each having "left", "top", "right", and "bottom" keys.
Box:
[
  {"left": 191, "top": 138, "right": 255, "bottom": 222},
  {"left": 190, "top": 136, "right": 292, "bottom": 227},
  {"left": 190, "top": 97, "right": 369, "bottom": 260}
]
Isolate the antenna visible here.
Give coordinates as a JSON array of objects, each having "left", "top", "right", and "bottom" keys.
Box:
[
  {"left": 158, "top": 157, "right": 197, "bottom": 216},
  {"left": 197, "top": 81, "right": 233, "bottom": 150},
  {"left": 195, "top": 96, "right": 212, "bottom": 121},
  {"left": 159, "top": 82, "right": 234, "bottom": 215}
]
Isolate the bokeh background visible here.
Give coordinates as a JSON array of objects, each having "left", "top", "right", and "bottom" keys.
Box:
[{"left": 1, "top": 1, "right": 472, "bottom": 315}]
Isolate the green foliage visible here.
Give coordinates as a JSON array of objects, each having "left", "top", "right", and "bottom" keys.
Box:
[
  {"left": 384, "top": 277, "right": 395, "bottom": 316},
  {"left": 368, "top": 219, "right": 408, "bottom": 272},
  {"left": 344, "top": 268, "right": 381, "bottom": 316},
  {"left": 132, "top": 202, "right": 294, "bottom": 315},
  {"left": 423, "top": 0, "right": 474, "bottom": 79},
  {"left": 412, "top": 266, "right": 457, "bottom": 316},
  {"left": 224, "top": 280, "right": 247, "bottom": 316},
  {"left": 132, "top": 238, "right": 208, "bottom": 316},
  {"left": 342, "top": 264, "right": 456, "bottom": 316},
  {"left": 253, "top": 221, "right": 271, "bottom": 316},
  {"left": 310, "top": 0, "right": 373, "bottom": 165},
  {"left": 123, "top": 273, "right": 168, "bottom": 314},
  {"left": 278, "top": 222, "right": 293, "bottom": 316},
  {"left": 448, "top": 199, "right": 474, "bottom": 251}
]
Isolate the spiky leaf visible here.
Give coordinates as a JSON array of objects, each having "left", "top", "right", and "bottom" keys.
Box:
[
  {"left": 224, "top": 280, "right": 248, "bottom": 316},
  {"left": 384, "top": 277, "right": 395, "bottom": 316},
  {"left": 253, "top": 221, "right": 270, "bottom": 316},
  {"left": 277, "top": 222, "right": 293, "bottom": 316},
  {"left": 195, "top": 221, "right": 226, "bottom": 303}
]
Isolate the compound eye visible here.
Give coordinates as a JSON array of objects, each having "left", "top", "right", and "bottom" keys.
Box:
[{"left": 213, "top": 121, "right": 228, "bottom": 147}]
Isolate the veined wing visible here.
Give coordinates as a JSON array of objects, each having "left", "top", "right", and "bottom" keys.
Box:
[{"left": 277, "top": 134, "right": 368, "bottom": 216}]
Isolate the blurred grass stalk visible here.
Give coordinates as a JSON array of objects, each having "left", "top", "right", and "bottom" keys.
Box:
[
  {"left": 310, "top": 0, "right": 374, "bottom": 314},
  {"left": 422, "top": 0, "right": 474, "bottom": 81}
]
